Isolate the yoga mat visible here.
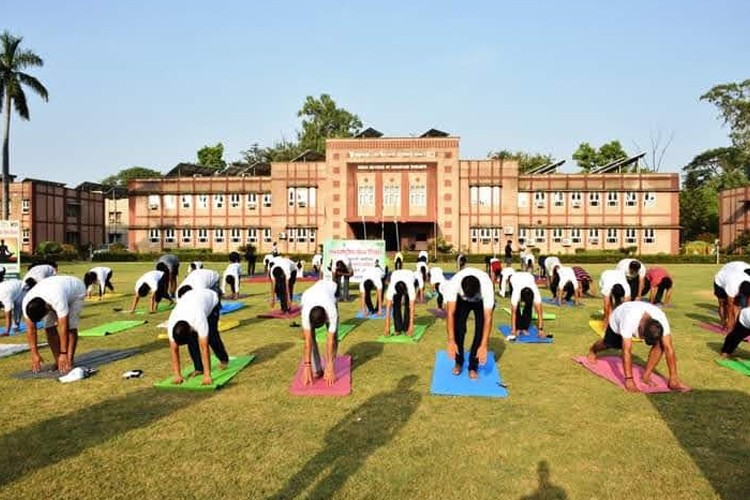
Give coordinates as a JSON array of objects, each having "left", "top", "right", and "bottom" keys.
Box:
[
  {"left": 158, "top": 319, "right": 241, "bottom": 339},
  {"left": 695, "top": 322, "right": 748, "bottom": 343},
  {"left": 715, "top": 358, "right": 750, "bottom": 376},
  {"left": 79, "top": 320, "right": 146, "bottom": 337},
  {"left": 377, "top": 324, "right": 428, "bottom": 343},
  {"left": 542, "top": 297, "right": 581, "bottom": 307},
  {"left": 289, "top": 356, "right": 351, "bottom": 396},
  {"left": 220, "top": 302, "right": 245, "bottom": 315},
  {"left": 572, "top": 356, "right": 689, "bottom": 393},
  {"left": 154, "top": 355, "right": 256, "bottom": 391},
  {"left": 315, "top": 323, "right": 357, "bottom": 343},
  {"left": 12, "top": 348, "right": 141, "bottom": 379},
  {"left": 85, "top": 293, "right": 125, "bottom": 302},
  {"left": 501, "top": 308, "right": 556, "bottom": 320},
  {"left": 0, "top": 343, "right": 47, "bottom": 359},
  {"left": 498, "top": 325, "right": 553, "bottom": 343},
  {"left": 589, "top": 320, "right": 642, "bottom": 343},
  {"left": 427, "top": 308, "right": 446, "bottom": 319},
  {"left": 129, "top": 302, "right": 174, "bottom": 315},
  {"left": 430, "top": 350, "right": 508, "bottom": 398},
  {"left": 355, "top": 310, "right": 386, "bottom": 320},
  {"left": 257, "top": 305, "right": 302, "bottom": 319},
  {"left": 267, "top": 293, "right": 301, "bottom": 303},
  {"left": 0, "top": 321, "right": 44, "bottom": 336},
  {"left": 244, "top": 275, "right": 317, "bottom": 284}
]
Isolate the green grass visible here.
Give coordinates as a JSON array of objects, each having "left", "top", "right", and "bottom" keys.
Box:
[{"left": 0, "top": 262, "right": 748, "bottom": 499}]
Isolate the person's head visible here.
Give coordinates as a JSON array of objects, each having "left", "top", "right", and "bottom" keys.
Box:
[
  {"left": 156, "top": 262, "right": 169, "bottom": 275},
  {"left": 661, "top": 277, "right": 673, "bottom": 290},
  {"left": 611, "top": 284, "right": 626, "bottom": 306},
  {"left": 25, "top": 297, "right": 49, "bottom": 322},
  {"left": 461, "top": 275, "right": 481, "bottom": 299},
  {"left": 176, "top": 285, "right": 192, "bottom": 298},
  {"left": 563, "top": 282, "right": 575, "bottom": 297},
  {"left": 641, "top": 319, "right": 664, "bottom": 346},
  {"left": 628, "top": 261, "right": 641, "bottom": 275},
  {"left": 458, "top": 255, "right": 467, "bottom": 268},
  {"left": 744, "top": 269, "right": 750, "bottom": 277},
  {"left": 418, "top": 255, "right": 427, "bottom": 263},
  {"left": 137, "top": 283, "right": 151, "bottom": 298},
  {"left": 83, "top": 271, "right": 97, "bottom": 288},
  {"left": 225, "top": 275, "right": 236, "bottom": 293},
  {"left": 272, "top": 266, "right": 284, "bottom": 280},
  {"left": 520, "top": 287, "right": 534, "bottom": 305},
  {"left": 395, "top": 281, "right": 407, "bottom": 297},
  {"left": 229, "top": 251, "right": 241, "bottom": 263},
  {"left": 739, "top": 281, "right": 750, "bottom": 298},
  {"left": 364, "top": 279, "right": 374, "bottom": 294},
  {"left": 552, "top": 265, "right": 560, "bottom": 278},
  {"left": 507, "top": 240, "right": 512, "bottom": 246},
  {"left": 172, "top": 320, "right": 197, "bottom": 346},
  {"left": 190, "top": 262, "right": 198, "bottom": 271},
  {"left": 335, "top": 260, "right": 347, "bottom": 273},
  {"left": 309, "top": 306, "right": 327, "bottom": 330},
  {"left": 24, "top": 277, "right": 37, "bottom": 290}
]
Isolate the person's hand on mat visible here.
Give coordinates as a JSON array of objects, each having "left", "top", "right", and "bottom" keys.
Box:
[
  {"left": 302, "top": 364, "right": 314, "bottom": 386},
  {"left": 31, "top": 352, "right": 43, "bottom": 372},
  {"left": 324, "top": 364, "right": 337, "bottom": 386},
  {"left": 202, "top": 374, "right": 212, "bottom": 386},
  {"left": 407, "top": 325, "right": 414, "bottom": 337},
  {"left": 447, "top": 341, "right": 458, "bottom": 360},
  {"left": 173, "top": 375, "right": 184, "bottom": 385},
  {"left": 383, "top": 325, "right": 390, "bottom": 337},
  {"left": 624, "top": 378, "right": 638, "bottom": 393},
  {"left": 477, "top": 345, "right": 488, "bottom": 365},
  {"left": 58, "top": 353, "right": 71, "bottom": 373}
]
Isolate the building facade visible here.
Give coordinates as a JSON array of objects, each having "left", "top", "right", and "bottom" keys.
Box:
[
  {"left": 128, "top": 134, "right": 680, "bottom": 255},
  {"left": 719, "top": 186, "right": 750, "bottom": 250},
  {"left": 11, "top": 179, "right": 105, "bottom": 252}
]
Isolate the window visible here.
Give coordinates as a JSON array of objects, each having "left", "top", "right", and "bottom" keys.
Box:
[
  {"left": 534, "top": 227, "right": 546, "bottom": 243},
  {"left": 552, "top": 228, "right": 563, "bottom": 243},
  {"left": 470, "top": 186, "right": 478, "bottom": 206},
  {"left": 309, "top": 187, "right": 317, "bottom": 208},
  {"left": 214, "top": 228, "right": 224, "bottom": 242},
  {"left": 480, "top": 228, "right": 491, "bottom": 244},
  {"left": 181, "top": 194, "right": 192, "bottom": 208},
  {"left": 476, "top": 186, "right": 490, "bottom": 207},
  {"left": 66, "top": 203, "right": 81, "bottom": 217},
  {"left": 296, "top": 227, "right": 307, "bottom": 242},
  {"left": 606, "top": 228, "right": 618, "bottom": 243},
  {"left": 571, "top": 192, "right": 582, "bottom": 207},
  {"left": 358, "top": 185, "right": 375, "bottom": 206},
  {"left": 65, "top": 231, "right": 80, "bottom": 245},
  {"left": 296, "top": 187, "right": 309, "bottom": 208},
  {"left": 470, "top": 228, "right": 478, "bottom": 243},
  {"left": 108, "top": 211, "right": 122, "bottom": 224},
  {"left": 288, "top": 187, "right": 295, "bottom": 207},
  {"left": 644, "top": 192, "right": 656, "bottom": 206},
  {"left": 21, "top": 199, "right": 30, "bottom": 214},
  {"left": 230, "top": 228, "right": 241, "bottom": 243},
  {"left": 310, "top": 227, "right": 317, "bottom": 243},
  {"left": 553, "top": 192, "right": 564, "bottom": 207},
  {"left": 589, "top": 192, "right": 600, "bottom": 207},
  {"left": 644, "top": 228, "right": 656, "bottom": 243},
  {"left": 230, "top": 193, "right": 241, "bottom": 208},
  {"left": 383, "top": 185, "right": 400, "bottom": 206},
  {"left": 607, "top": 192, "right": 619, "bottom": 207},
  {"left": 410, "top": 184, "right": 426, "bottom": 206},
  {"left": 493, "top": 227, "right": 501, "bottom": 243},
  {"left": 163, "top": 195, "right": 176, "bottom": 210},
  {"left": 625, "top": 228, "right": 636, "bottom": 244},
  {"left": 198, "top": 194, "right": 208, "bottom": 209},
  {"left": 262, "top": 192, "right": 272, "bottom": 207},
  {"left": 164, "top": 228, "right": 175, "bottom": 243},
  {"left": 148, "top": 195, "right": 160, "bottom": 210},
  {"left": 571, "top": 228, "right": 582, "bottom": 243},
  {"left": 246, "top": 228, "right": 257, "bottom": 243},
  {"left": 213, "top": 194, "right": 224, "bottom": 209},
  {"left": 247, "top": 193, "right": 257, "bottom": 209},
  {"left": 588, "top": 228, "right": 599, "bottom": 243},
  {"left": 626, "top": 192, "right": 637, "bottom": 207},
  {"left": 197, "top": 228, "right": 208, "bottom": 243},
  {"left": 286, "top": 228, "right": 296, "bottom": 241},
  {"left": 534, "top": 191, "right": 546, "bottom": 207},
  {"left": 492, "top": 186, "right": 501, "bottom": 207},
  {"left": 263, "top": 228, "right": 272, "bottom": 243},
  {"left": 182, "top": 228, "right": 192, "bottom": 243},
  {"left": 149, "top": 228, "right": 160, "bottom": 243},
  {"left": 518, "top": 227, "right": 528, "bottom": 241},
  {"left": 22, "top": 228, "right": 29, "bottom": 244}
]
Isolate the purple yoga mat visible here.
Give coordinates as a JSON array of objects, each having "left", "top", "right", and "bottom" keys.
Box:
[
  {"left": 572, "top": 356, "right": 690, "bottom": 393},
  {"left": 695, "top": 322, "right": 749, "bottom": 343},
  {"left": 427, "top": 308, "right": 446, "bottom": 319},
  {"left": 257, "top": 305, "right": 302, "bottom": 319},
  {"left": 289, "top": 356, "right": 351, "bottom": 396}
]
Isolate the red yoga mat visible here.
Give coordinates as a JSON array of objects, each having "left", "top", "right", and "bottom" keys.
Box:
[
  {"left": 257, "top": 305, "right": 302, "bottom": 319},
  {"left": 572, "top": 356, "right": 690, "bottom": 393},
  {"left": 289, "top": 356, "right": 351, "bottom": 396}
]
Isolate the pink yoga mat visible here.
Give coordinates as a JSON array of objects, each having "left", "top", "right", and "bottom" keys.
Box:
[
  {"left": 427, "top": 308, "right": 446, "bottom": 319},
  {"left": 289, "top": 356, "right": 351, "bottom": 396},
  {"left": 257, "top": 306, "right": 302, "bottom": 319},
  {"left": 696, "top": 322, "right": 749, "bottom": 343},
  {"left": 572, "top": 356, "right": 690, "bottom": 393}
]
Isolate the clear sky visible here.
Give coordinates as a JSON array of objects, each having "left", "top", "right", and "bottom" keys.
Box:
[{"left": 4, "top": 0, "right": 749, "bottom": 185}]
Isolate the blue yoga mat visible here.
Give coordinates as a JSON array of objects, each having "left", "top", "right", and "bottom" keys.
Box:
[
  {"left": 220, "top": 302, "right": 245, "bottom": 315},
  {"left": 541, "top": 297, "right": 580, "bottom": 307},
  {"left": 355, "top": 310, "right": 386, "bottom": 320},
  {"left": 0, "top": 321, "right": 44, "bottom": 336},
  {"left": 430, "top": 350, "right": 508, "bottom": 398},
  {"left": 497, "top": 325, "right": 553, "bottom": 343}
]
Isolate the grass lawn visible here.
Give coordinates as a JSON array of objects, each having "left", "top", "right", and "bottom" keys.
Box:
[{"left": 0, "top": 262, "right": 748, "bottom": 499}]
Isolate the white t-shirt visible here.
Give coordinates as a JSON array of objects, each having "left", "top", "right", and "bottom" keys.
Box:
[
  {"left": 524, "top": 253, "right": 535, "bottom": 264},
  {"left": 301, "top": 280, "right": 338, "bottom": 334},
  {"left": 599, "top": 269, "right": 630, "bottom": 297},
  {"left": 429, "top": 267, "right": 446, "bottom": 286},
  {"left": 418, "top": 250, "right": 429, "bottom": 262},
  {"left": 222, "top": 263, "right": 242, "bottom": 292},
  {"left": 501, "top": 267, "right": 516, "bottom": 280},
  {"left": 385, "top": 270, "right": 416, "bottom": 302},
  {"left": 270, "top": 257, "right": 295, "bottom": 280},
  {"left": 443, "top": 267, "right": 495, "bottom": 310},
  {"left": 263, "top": 254, "right": 274, "bottom": 267},
  {"left": 509, "top": 272, "right": 541, "bottom": 307},
  {"left": 456, "top": 254, "right": 466, "bottom": 267},
  {"left": 413, "top": 270, "right": 425, "bottom": 290},
  {"left": 88, "top": 266, "right": 111, "bottom": 290},
  {"left": 617, "top": 258, "right": 646, "bottom": 278},
  {"left": 609, "top": 301, "right": 671, "bottom": 339},
  {"left": 416, "top": 261, "right": 428, "bottom": 275},
  {"left": 721, "top": 261, "right": 750, "bottom": 275},
  {"left": 359, "top": 267, "right": 384, "bottom": 292},
  {"left": 556, "top": 266, "right": 579, "bottom": 290},
  {"left": 544, "top": 257, "right": 561, "bottom": 276},
  {"left": 312, "top": 254, "right": 322, "bottom": 267},
  {"left": 738, "top": 307, "right": 750, "bottom": 329},
  {"left": 22, "top": 275, "right": 86, "bottom": 321},
  {"left": 24, "top": 264, "right": 56, "bottom": 284},
  {"left": 167, "top": 289, "right": 219, "bottom": 341},
  {"left": 716, "top": 271, "right": 750, "bottom": 298},
  {"left": 0, "top": 279, "right": 25, "bottom": 312},
  {"left": 179, "top": 269, "right": 219, "bottom": 292},
  {"left": 135, "top": 270, "right": 164, "bottom": 293}
]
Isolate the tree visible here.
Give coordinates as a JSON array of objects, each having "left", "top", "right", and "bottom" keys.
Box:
[
  {"left": 682, "top": 147, "right": 749, "bottom": 190},
  {"left": 239, "top": 142, "right": 271, "bottom": 165},
  {"left": 0, "top": 32, "right": 48, "bottom": 220},
  {"left": 701, "top": 79, "right": 750, "bottom": 149},
  {"left": 197, "top": 142, "right": 226, "bottom": 169},
  {"left": 297, "top": 94, "right": 362, "bottom": 154},
  {"left": 101, "top": 166, "right": 163, "bottom": 187},
  {"left": 487, "top": 150, "right": 553, "bottom": 173},
  {"left": 633, "top": 130, "right": 674, "bottom": 172},
  {"left": 679, "top": 186, "right": 720, "bottom": 242},
  {"left": 572, "top": 140, "right": 629, "bottom": 172}
]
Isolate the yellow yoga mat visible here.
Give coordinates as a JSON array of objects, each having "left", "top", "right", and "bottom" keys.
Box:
[{"left": 588, "top": 319, "right": 641, "bottom": 342}]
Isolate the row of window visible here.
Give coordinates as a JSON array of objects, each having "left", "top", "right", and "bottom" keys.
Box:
[
  {"left": 527, "top": 191, "right": 657, "bottom": 208},
  {"left": 469, "top": 227, "right": 657, "bottom": 245},
  {"left": 147, "top": 189, "right": 318, "bottom": 211},
  {"left": 147, "top": 227, "right": 317, "bottom": 244},
  {"left": 358, "top": 185, "right": 427, "bottom": 207}
]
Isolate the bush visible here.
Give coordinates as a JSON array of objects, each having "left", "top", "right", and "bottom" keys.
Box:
[{"left": 35, "top": 241, "right": 62, "bottom": 255}]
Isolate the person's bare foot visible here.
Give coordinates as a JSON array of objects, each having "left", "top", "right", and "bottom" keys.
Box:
[
  {"left": 219, "top": 362, "right": 229, "bottom": 370},
  {"left": 187, "top": 370, "right": 201, "bottom": 378},
  {"left": 586, "top": 352, "right": 598, "bottom": 365},
  {"left": 452, "top": 363, "right": 462, "bottom": 376},
  {"left": 719, "top": 353, "right": 731, "bottom": 359},
  {"left": 469, "top": 370, "right": 479, "bottom": 380}
]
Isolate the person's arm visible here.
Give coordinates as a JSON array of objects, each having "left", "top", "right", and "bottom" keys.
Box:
[
  {"left": 664, "top": 287, "right": 673, "bottom": 305},
  {"left": 170, "top": 341, "right": 184, "bottom": 384},
  {"left": 638, "top": 276, "right": 645, "bottom": 297},
  {"left": 377, "top": 288, "right": 383, "bottom": 314},
  {"left": 359, "top": 292, "right": 366, "bottom": 316},
  {"left": 535, "top": 302, "right": 545, "bottom": 334},
  {"left": 301, "top": 328, "right": 314, "bottom": 385},
  {"left": 57, "top": 315, "right": 71, "bottom": 373},
  {"left": 25, "top": 320, "right": 43, "bottom": 372},
  {"left": 129, "top": 295, "right": 139, "bottom": 314},
  {"left": 602, "top": 296, "right": 611, "bottom": 325},
  {"left": 641, "top": 341, "right": 664, "bottom": 385},
  {"left": 621, "top": 339, "right": 637, "bottom": 392},
  {"left": 649, "top": 286, "right": 656, "bottom": 304},
  {"left": 286, "top": 277, "right": 292, "bottom": 305},
  {"left": 324, "top": 329, "right": 337, "bottom": 386},
  {"left": 510, "top": 303, "right": 518, "bottom": 336},
  {"left": 446, "top": 301, "right": 458, "bottom": 358},
  {"left": 476, "top": 308, "right": 492, "bottom": 364},
  {"left": 383, "top": 301, "right": 392, "bottom": 335},
  {"left": 726, "top": 300, "right": 740, "bottom": 332},
  {"left": 660, "top": 335, "right": 689, "bottom": 391},
  {"left": 149, "top": 293, "right": 157, "bottom": 313},
  {"left": 200, "top": 337, "right": 212, "bottom": 385},
  {"left": 407, "top": 300, "right": 415, "bottom": 336},
  {"left": 4, "top": 310, "right": 12, "bottom": 335},
  {"left": 269, "top": 275, "right": 275, "bottom": 303}
]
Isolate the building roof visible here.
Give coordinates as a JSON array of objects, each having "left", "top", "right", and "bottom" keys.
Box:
[
  {"left": 22, "top": 177, "right": 65, "bottom": 188},
  {"left": 164, "top": 163, "right": 218, "bottom": 178},
  {"left": 419, "top": 128, "right": 450, "bottom": 138},
  {"left": 355, "top": 127, "right": 384, "bottom": 138},
  {"left": 291, "top": 150, "right": 326, "bottom": 162}
]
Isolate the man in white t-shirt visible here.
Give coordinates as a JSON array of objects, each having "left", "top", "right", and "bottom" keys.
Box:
[
  {"left": 714, "top": 263, "right": 750, "bottom": 330},
  {"left": 269, "top": 256, "right": 297, "bottom": 313},
  {"left": 167, "top": 289, "right": 229, "bottom": 386},
  {"left": 444, "top": 268, "right": 494, "bottom": 379},
  {"left": 0, "top": 279, "right": 27, "bottom": 335},
  {"left": 189, "top": 261, "right": 204, "bottom": 272},
  {"left": 417, "top": 250, "right": 429, "bottom": 263},
  {"left": 586, "top": 301, "right": 689, "bottom": 392},
  {"left": 508, "top": 272, "right": 546, "bottom": 340},
  {"left": 129, "top": 270, "right": 172, "bottom": 313},
  {"left": 223, "top": 262, "right": 243, "bottom": 299},
  {"left": 83, "top": 266, "right": 114, "bottom": 300},
  {"left": 177, "top": 268, "right": 221, "bottom": 299},
  {"left": 499, "top": 267, "right": 515, "bottom": 298},
  {"left": 616, "top": 258, "right": 646, "bottom": 301},
  {"left": 599, "top": 269, "right": 631, "bottom": 326},
  {"left": 554, "top": 266, "right": 581, "bottom": 305},
  {"left": 300, "top": 280, "right": 339, "bottom": 386},
  {"left": 383, "top": 269, "right": 416, "bottom": 336},
  {"left": 23, "top": 262, "right": 57, "bottom": 289},
  {"left": 22, "top": 275, "right": 87, "bottom": 373},
  {"left": 359, "top": 266, "right": 384, "bottom": 317},
  {"left": 263, "top": 254, "right": 274, "bottom": 274},
  {"left": 311, "top": 253, "right": 323, "bottom": 275},
  {"left": 429, "top": 266, "right": 446, "bottom": 309}
]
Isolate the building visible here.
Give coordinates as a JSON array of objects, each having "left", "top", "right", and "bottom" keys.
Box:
[
  {"left": 719, "top": 186, "right": 750, "bottom": 250},
  {"left": 77, "top": 183, "right": 129, "bottom": 247},
  {"left": 11, "top": 179, "right": 105, "bottom": 252},
  {"left": 128, "top": 131, "right": 680, "bottom": 255}
]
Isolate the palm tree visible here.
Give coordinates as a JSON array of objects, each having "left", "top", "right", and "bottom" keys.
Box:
[{"left": 1, "top": 31, "right": 48, "bottom": 220}]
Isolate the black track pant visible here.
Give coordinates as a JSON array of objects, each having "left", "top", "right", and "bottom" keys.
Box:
[
  {"left": 392, "top": 292, "right": 411, "bottom": 332},
  {"left": 186, "top": 304, "right": 229, "bottom": 372},
  {"left": 627, "top": 275, "right": 640, "bottom": 301},
  {"left": 364, "top": 284, "right": 378, "bottom": 314},
  {"left": 454, "top": 297, "right": 484, "bottom": 371},
  {"left": 515, "top": 300, "right": 533, "bottom": 331},
  {"left": 642, "top": 278, "right": 669, "bottom": 304},
  {"left": 435, "top": 283, "right": 444, "bottom": 309},
  {"left": 721, "top": 317, "right": 750, "bottom": 355}
]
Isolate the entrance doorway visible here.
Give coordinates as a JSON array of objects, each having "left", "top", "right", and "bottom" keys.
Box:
[{"left": 348, "top": 221, "right": 435, "bottom": 252}]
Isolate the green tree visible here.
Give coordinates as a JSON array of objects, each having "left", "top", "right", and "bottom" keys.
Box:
[
  {"left": 197, "top": 142, "right": 226, "bottom": 169},
  {"left": 700, "top": 79, "right": 750, "bottom": 149},
  {"left": 572, "top": 140, "right": 629, "bottom": 172},
  {"left": 487, "top": 150, "right": 553, "bottom": 173},
  {"left": 101, "top": 166, "right": 163, "bottom": 187},
  {"left": 682, "top": 147, "right": 749, "bottom": 190},
  {"left": 0, "top": 32, "right": 48, "bottom": 220},
  {"left": 679, "top": 187, "right": 719, "bottom": 242},
  {"left": 239, "top": 142, "right": 271, "bottom": 165},
  {"left": 297, "top": 94, "right": 362, "bottom": 154}
]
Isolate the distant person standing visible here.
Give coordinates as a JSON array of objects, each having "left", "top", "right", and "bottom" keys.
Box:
[
  {"left": 245, "top": 247, "right": 257, "bottom": 276},
  {"left": 394, "top": 251, "right": 404, "bottom": 270},
  {"left": 271, "top": 241, "right": 279, "bottom": 257},
  {"left": 504, "top": 240, "right": 513, "bottom": 266}
]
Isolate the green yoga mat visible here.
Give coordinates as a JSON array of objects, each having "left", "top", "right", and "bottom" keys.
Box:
[
  {"left": 315, "top": 323, "right": 357, "bottom": 343},
  {"left": 715, "top": 358, "right": 750, "bottom": 376},
  {"left": 154, "top": 355, "right": 256, "bottom": 391},
  {"left": 131, "top": 302, "right": 174, "bottom": 315},
  {"left": 79, "top": 320, "right": 147, "bottom": 337},
  {"left": 377, "top": 324, "right": 428, "bottom": 343},
  {"left": 501, "top": 307, "right": 556, "bottom": 320}
]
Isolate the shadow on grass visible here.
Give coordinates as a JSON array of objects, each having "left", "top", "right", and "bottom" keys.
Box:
[
  {"left": 648, "top": 390, "right": 750, "bottom": 499},
  {"left": 250, "top": 342, "right": 294, "bottom": 367},
  {"left": 694, "top": 302, "right": 718, "bottom": 313},
  {"left": 488, "top": 336, "right": 507, "bottom": 362},
  {"left": 237, "top": 317, "right": 274, "bottom": 329},
  {"left": 520, "top": 460, "right": 568, "bottom": 500},
  {"left": 345, "top": 341, "right": 384, "bottom": 373},
  {"left": 685, "top": 312, "right": 720, "bottom": 324},
  {"left": 707, "top": 341, "right": 750, "bottom": 357},
  {"left": 0, "top": 388, "right": 208, "bottom": 488},
  {"left": 269, "top": 375, "right": 421, "bottom": 499}
]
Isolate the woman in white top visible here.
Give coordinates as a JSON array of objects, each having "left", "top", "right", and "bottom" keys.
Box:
[
  {"left": 270, "top": 257, "right": 297, "bottom": 313},
  {"left": 83, "top": 266, "right": 114, "bottom": 300},
  {"left": 429, "top": 266, "right": 446, "bottom": 309},
  {"left": 0, "top": 279, "right": 27, "bottom": 334},
  {"left": 508, "top": 272, "right": 546, "bottom": 340},
  {"left": 359, "top": 266, "right": 384, "bottom": 317},
  {"left": 222, "top": 262, "right": 243, "bottom": 299},
  {"left": 300, "top": 280, "right": 340, "bottom": 386},
  {"left": 599, "top": 269, "right": 630, "bottom": 325},
  {"left": 383, "top": 269, "right": 416, "bottom": 337},
  {"left": 554, "top": 266, "right": 581, "bottom": 305},
  {"left": 177, "top": 269, "right": 221, "bottom": 299},
  {"left": 23, "top": 262, "right": 57, "bottom": 289},
  {"left": 129, "top": 270, "right": 172, "bottom": 313}
]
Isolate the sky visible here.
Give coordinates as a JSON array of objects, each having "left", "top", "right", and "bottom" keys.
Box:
[{"left": 3, "top": 0, "right": 749, "bottom": 186}]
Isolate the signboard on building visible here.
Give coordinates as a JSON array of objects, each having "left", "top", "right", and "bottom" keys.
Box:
[
  {"left": 0, "top": 220, "right": 21, "bottom": 277},
  {"left": 323, "top": 239, "right": 386, "bottom": 283}
]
